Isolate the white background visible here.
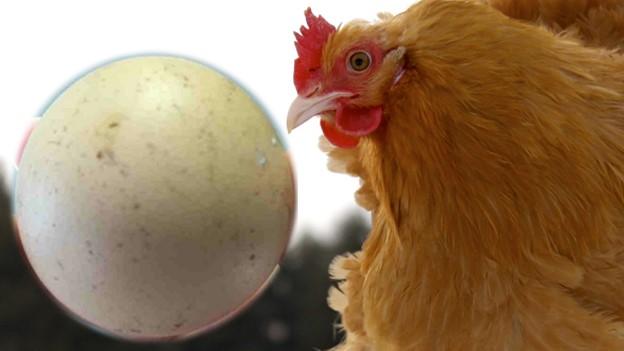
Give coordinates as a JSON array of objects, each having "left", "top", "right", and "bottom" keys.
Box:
[{"left": 0, "top": 0, "right": 413, "bottom": 244}]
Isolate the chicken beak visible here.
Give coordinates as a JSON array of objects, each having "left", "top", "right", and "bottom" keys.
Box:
[{"left": 287, "top": 91, "right": 354, "bottom": 133}]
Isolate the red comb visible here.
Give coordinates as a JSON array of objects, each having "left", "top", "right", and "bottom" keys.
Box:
[{"left": 294, "top": 8, "right": 336, "bottom": 93}]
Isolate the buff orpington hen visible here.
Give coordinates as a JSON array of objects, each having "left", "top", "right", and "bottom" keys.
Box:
[{"left": 286, "top": 0, "right": 624, "bottom": 350}]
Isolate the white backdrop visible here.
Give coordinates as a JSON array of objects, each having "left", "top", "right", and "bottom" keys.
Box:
[{"left": 0, "top": 0, "right": 414, "bottom": 244}]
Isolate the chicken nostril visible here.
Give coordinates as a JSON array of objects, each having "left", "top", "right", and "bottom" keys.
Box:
[{"left": 304, "top": 86, "right": 320, "bottom": 98}]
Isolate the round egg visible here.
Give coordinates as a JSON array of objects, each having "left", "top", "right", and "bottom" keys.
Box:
[{"left": 13, "top": 56, "right": 296, "bottom": 340}]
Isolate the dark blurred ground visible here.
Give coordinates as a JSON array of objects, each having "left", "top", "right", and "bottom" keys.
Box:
[{"left": 0, "top": 180, "right": 368, "bottom": 351}]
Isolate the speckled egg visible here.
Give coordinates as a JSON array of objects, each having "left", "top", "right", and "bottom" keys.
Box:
[{"left": 14, "top": 56, "right": 295, "bottom": 341}]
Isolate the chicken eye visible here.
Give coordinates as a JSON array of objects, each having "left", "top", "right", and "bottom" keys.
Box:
[{"left": 347, "top": 51, "right": 371, "bottom": 72}]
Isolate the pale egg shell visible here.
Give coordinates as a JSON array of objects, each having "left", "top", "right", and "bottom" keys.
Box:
[{"left": 14, "top": 56, "right": 296, "bottom": 340}]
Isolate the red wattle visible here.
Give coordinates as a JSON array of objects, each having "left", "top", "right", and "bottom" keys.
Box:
[
  {"left": 335, "top": 105, "right": 383, "bottom": 137},
  {"left": 319, "top": 105, "right": 384, "bottom": 149},
  {"left": 320, "top": 119, "right": 359, "bottom": 149}
]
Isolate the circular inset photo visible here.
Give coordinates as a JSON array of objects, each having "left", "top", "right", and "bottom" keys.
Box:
[{"left": 13, "top": 55, "right": 296, "bottom": 341}]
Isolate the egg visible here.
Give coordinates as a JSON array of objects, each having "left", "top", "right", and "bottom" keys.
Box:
[{"left": 13, "top": 56, "right": 296, "bottom": 341}]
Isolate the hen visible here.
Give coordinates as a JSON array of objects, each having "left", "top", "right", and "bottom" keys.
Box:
[{"left": 287, "top": 1, "right": 624, "bottom": 350}]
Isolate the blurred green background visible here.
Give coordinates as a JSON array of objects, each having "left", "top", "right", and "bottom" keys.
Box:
[{"left": 0, "top": 179, "right": 369, "bottom": 351}]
